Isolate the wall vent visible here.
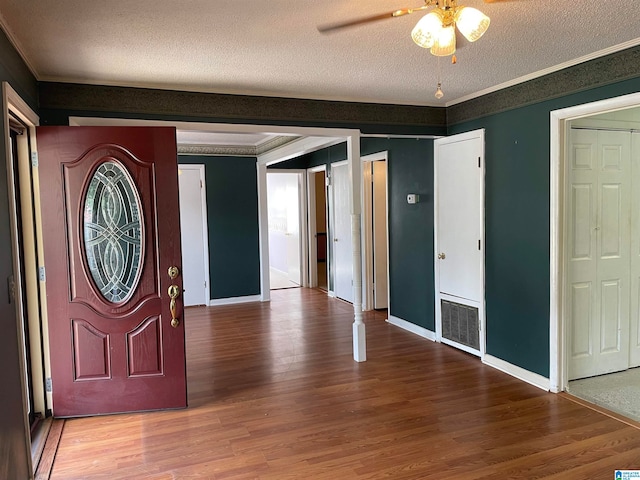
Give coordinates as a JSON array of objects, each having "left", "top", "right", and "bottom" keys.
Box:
[{"left": 441, "top": 300, "right": 479, "bottom": 350}]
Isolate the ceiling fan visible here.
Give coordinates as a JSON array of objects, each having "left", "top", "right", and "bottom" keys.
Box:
[{"left": 318, "top": 0, "right": 497, "bottom": 58}]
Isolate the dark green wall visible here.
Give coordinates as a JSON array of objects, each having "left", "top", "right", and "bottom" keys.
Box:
[
  {"left": 179, "top": 156, "right": 260, "bottom": 300},
  {"left": 450, "top": 76, "right": 640, "bottom": 378},
  {"left": 273, "top": 138, "right": 435, "bottom": 330},
  {"left": 0, "top": 28, "right": 38, "bottom": 480}
]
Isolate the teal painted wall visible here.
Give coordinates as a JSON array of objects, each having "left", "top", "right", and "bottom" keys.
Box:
[
  {"left": 273, "top": 137, "right": 435, "bottom": 330},
  {"left": 178, "top": 156, "right": 260, "bottom": 300},
  {"left": 450, "top": 77, "right": 640, "bottom": 377}
]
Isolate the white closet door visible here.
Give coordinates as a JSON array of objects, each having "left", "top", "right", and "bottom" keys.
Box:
[
  {"left": 436, "top": 137, "right": 483, "bottom": 303},
  {"left": 568, "top": 129, "right": 631, "bottom": 380},
  {"left": 332, "top": 163, "right": 353, "bottom": 303},
  {"left": 178, "top": 166, "right": 208, "bottom": 306},
  {"left": 631, "top": 132, "right": 640, "bottom": 367}
]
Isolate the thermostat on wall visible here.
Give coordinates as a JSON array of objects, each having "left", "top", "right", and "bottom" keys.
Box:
[{"left": 407, "top": 194, "right": 420, "bottom": 204}]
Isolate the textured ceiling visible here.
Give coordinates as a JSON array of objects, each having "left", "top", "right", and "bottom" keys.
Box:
[{"left": 1, "top": 0, "right": 640, "bottom": 108}]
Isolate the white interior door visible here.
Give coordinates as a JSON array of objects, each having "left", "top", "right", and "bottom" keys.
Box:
[
  {"left": 632, "top": 132, "right": 640, "bottom": 368},
  {"left": 436, "top": 136, "right": 483, "bottom": 301},
  {"left": 568, "top": 128, "right": 631, "bottom": 380},
  {"left": 434, "top": 130, "right": 485, "bottom": 355},
  {"left": 332, "top": 162, "right": 353, "bottom": 303},
  {"left": 372, "top": 161, "right": 388, "bottom": 309},
  {"left": 178, "top": 165, "right": 209, "bottom": 306}
]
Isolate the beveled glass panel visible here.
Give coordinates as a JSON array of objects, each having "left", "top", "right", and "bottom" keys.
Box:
[{"left": 84, "top": 161, "right": 143, "bottom": 303}]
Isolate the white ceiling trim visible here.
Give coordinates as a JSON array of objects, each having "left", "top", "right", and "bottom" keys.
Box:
[
  {"left": 69, "top": 116, "right": 359, "bottom": 164},
  {"left": 257, "top": 136, "right": 346, "bottom": 166},
  {"left": 0, "top": 10, "right": 38, "bottom": 77}
]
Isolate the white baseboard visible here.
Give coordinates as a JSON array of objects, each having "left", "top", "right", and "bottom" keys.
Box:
[
  {"left": 209, "top": 294, "right": 262, "bottom": 306},
  {"left": 483, "top": 354, "right": 550, "bottom": 391},
  {"left": 386, "top": 315, "right": 436, "bottom": 341}
]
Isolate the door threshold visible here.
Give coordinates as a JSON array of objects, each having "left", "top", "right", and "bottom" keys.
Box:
[{"left": 34, "top": 418, "right": 65, "bottom": 480}]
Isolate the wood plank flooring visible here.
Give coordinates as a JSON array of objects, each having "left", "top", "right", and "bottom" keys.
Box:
[{"left": 49, "top": 288, "right": 640, "bottom": 479}]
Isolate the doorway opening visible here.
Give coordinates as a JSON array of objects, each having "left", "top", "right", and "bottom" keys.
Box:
[
  {"left": 4, "top": 83, "right": 51, "bottom": 472},
  {"left": 178, "top": 164, "right": 210, "bottom": 306},
  {"left": 266, "top": 171, "right": 304, "bottom": 290},
  {"left": 307, "top": 166, "right": 329, "bottom": 291},
  {"left": 362, "top": 153, "right": 389, "bottom": 311},
  {"left": 561, "top": 108, "right": 640, "bottom": 422}
]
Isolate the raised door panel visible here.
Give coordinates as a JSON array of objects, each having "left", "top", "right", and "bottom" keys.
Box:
[{"left": 570, "top": 282, "right": 592, "bottom": 364}]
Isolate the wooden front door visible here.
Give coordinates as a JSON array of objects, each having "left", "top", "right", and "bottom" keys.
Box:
[{"left": 38, "top": 126, "right": 187, "bottom": 417}]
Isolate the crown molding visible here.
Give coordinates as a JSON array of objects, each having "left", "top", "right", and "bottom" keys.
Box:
[
  {"left": 447, "top": 44, "right": 640, "bottom": 125},
  {"left": 177, "top": 135, "right": 298, "bottom": 157}
]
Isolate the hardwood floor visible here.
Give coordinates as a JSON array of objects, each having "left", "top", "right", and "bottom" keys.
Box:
[{"left": 49, "top": 288, "right": 640, "bottom": 479}]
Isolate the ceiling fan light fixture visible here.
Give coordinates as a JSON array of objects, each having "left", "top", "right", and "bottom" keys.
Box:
[
  {"left": 455, "top": 6, "right": 490, "bottom": 42},
  {"left": 430, "top": 24, "right": 456, "bottom": 57},
  {"left": 411, "top": 10, "right": 443, "bottom": 49}
]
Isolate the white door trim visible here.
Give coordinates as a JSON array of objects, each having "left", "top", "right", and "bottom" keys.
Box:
[
  {"left": 3, "top": 82, "right": 40, "bottom": 474},
  {"left": 266, "top": 169, "right": 308, "bottom": 288},
  {"left": 361, "top": 151, "right": 389, "bottom": 312},
  {"left": 549, "top": 91, "right": 640, "bottom": 393},
  {"left": 433, "top": 129, "right": 486, "bottom": 358},
  {"left": 177, "top": 164, "right": 210, "bottom": 305},
  {"left": 307, "top": 165, "right": 327, "bottom": 289}
]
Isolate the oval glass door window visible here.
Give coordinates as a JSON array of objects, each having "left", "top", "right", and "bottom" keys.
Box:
[{"left": 83, "top": 160, "right": 143, "bottom": 303}]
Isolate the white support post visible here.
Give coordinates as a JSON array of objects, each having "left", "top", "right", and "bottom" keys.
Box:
[
  {"left": 348, "top": 135, "right": 366, "bottom": 362},
  {"left": 256, "top": 162, "right": 271, "bottom": 301}
]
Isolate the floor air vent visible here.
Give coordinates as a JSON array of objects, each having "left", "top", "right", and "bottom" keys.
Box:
[{"left": 441, "top": 300, "right": 480, "bottom": 350}]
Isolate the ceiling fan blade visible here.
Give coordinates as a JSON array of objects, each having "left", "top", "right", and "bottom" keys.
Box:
[{"left": 317, "top": 6, "right": 430, "bottom": 34}]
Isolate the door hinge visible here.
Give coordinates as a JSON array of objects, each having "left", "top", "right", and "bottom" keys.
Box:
[
  {"left": 31, "top": 152, "right": 38, "bottom": 167},
  {"left": 7, "top": 275, "right": 16, "bottom": 303},
  {"left": 478, "top": 239, "right": 481, "bottom": 250},
  {"left": 45, "top": 377, "right": 52, "bottom": 393},
  {"left": 200, "top": 180, "right": 203, "bottom": 189},
  {"left": 38, "top": 266, "right": 46, "bottom": 282},
  {"left": 478, "top": 157, "right": 481, "bottom": 168}
]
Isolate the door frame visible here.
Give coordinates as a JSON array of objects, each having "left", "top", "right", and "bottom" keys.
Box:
[
  {"left": 178, "top": 164, "right": 210, "bottom": 306},
  {"left": 307, "top": 165, "right": 328, "bottom": 290},
  {"left": 362, "top": 151, "right": 389, "bottom": 312},
  {"left": 549, "top": 91, "right": 640, "bottom": 393},
  {"left": 3, "top": 82, "right": 49, "bottom": 474},
  {"left": 433, "top": 129, "right": 486, "bottom": 358},
  {"left": 266, "top": 169, "right": 307, "bottom": 289}
]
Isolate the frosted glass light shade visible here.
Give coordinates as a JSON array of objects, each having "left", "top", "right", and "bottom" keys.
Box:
[
  {"left": 411, "top": 11, "right": 443, "bottom": 49},
  {"left": 430, "top": 25, "right": 456, "bottom": 56},
  {"left": 455, "top": 7, "right": 490, "bottom": 42}
]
